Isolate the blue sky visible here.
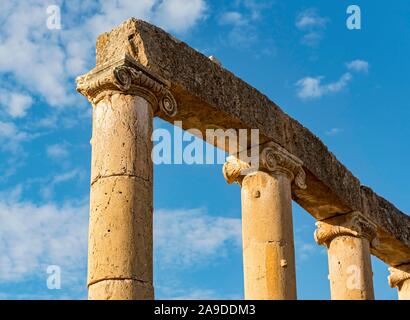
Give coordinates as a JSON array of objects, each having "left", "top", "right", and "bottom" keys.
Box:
[{"left": 0, "top": 0, "right": 409, "bottom": 300}]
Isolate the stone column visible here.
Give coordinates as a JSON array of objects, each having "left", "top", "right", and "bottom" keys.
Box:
[
  {"left": 223, "top": 142, "right": 307, "bottom": 300},
  {"left": 76, "top": 55, "right": 177, "bottom": 300},
  {"left": 388, "top": 264, "right": 410, "bottom": 300},
  {"left": 315, "top": 212, "right": 376, "bottom": 300}
]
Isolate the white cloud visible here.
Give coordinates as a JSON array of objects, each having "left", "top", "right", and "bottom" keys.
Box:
[
  {"left": 0, "top": 0, "right": 207, "bottom": 110},
  {"left": 52, "top": 169, "right": 82, "bottom": 184},
  {"left": 296, "top": 59, "right": 369, "bottom": 99},
  {"left": 0, "top": 204, "right": 241, "bottom": 298},
  {"left": 158, "top": 285, "right": 241, "bottom": 300},
  {"left": 40, "top": 169, "right": 84, "bottom": 199},
  {"left": 0, "top": 121, "right": 32, "bottom": 178},
  {"left": 0, "top": 198, "right": 88, "bottom": 283},
  {"left": 8, "top": 94, "right": 33, "bottom": 118},
  {"left": 0, "top": 91, "right": 33, "bottom": 118},
  {"left": 154, "top": 0, "right": 207, "bottom": 33},
  {"left": 219, "top": 12, "right": 246, "bottom": 26},
  {"left": 296, "top": 9, "right": 327, "bottom": 29},
  {"left": 0, "top": 1, "right": 70, "bottom": 107},
  {"left": 325, "top": 128, "right": 343, "bottom": 136},
  {"left": 296, "top": 243, "right": 316, "bottom": 261},
  {"left": 217, "top": 1, "right": 274, "bottom": 49},
  {"left": 155, "top": 208, "right": 241, "bottom": 268},
  {"left": 296, "top": 73, "right": 352, "bottom": 99},
  {"left": 46, "top": 143, "right": 69, "bottom": 159},
  {"left": 296, "top": 8, "right": 328, "bottom": 46},
  {"left": 347, "top": 59, "right": 369, "bottom": 73},
  {"left": 0, "top": 121, "right": 30, "bottom": 152}
]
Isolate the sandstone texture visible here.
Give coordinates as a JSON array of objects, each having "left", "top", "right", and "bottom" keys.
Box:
[
  {"left": 87, "top": 93, "right": 154, "bottom": 299},
  {"left": 241, "top": 171, "right": 297, "bottom": 300},
  {"left": 315, "top": 212, "right": 376, "bottom": 299},
  {"left": 90, "top": 18, "right": 409, "bottom": 267}
]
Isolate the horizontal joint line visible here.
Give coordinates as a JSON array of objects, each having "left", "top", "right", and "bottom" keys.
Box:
[
  {"left": 91, "top": 174, "right": 151, "bottom": 186},
  {"left": 88, "top": 277, "right": 152, "bottom": 287}
]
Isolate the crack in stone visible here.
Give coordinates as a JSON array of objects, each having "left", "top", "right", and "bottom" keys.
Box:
[
  {"left": 91, "top": 173, "right": 150, "bottom": 186},
  {"left": 88, "top": 277, "right": 152, "bottom": 287}
]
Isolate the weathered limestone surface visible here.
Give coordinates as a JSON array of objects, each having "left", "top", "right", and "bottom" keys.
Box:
[
  {"left": 91, "top": 18, "right": 410, "bottom": 266},
  {"left": 89, "top": 280, "right": 153, "bottom": 300},
  {"left": 77, "top": 48, "right": 178, "bottom": 299},
  {"left": 87, "top": 94, "right": 154, "bottom": 299},
  {"left": 223, "top": 142, "right": 305, "bottom": 299},
  {"left": 315, "top": 212, "right": 376, "bottom": 299},
  {"left": 388, "top": 264, "right": 410, "bottom": 300},
  {"left": 241, "top": 171, "right": 297, "bottom": 300}
]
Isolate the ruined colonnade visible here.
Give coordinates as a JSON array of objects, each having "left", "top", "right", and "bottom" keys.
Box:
[{"left": 76, "top": 19, "right": 410, "bottom": 300}]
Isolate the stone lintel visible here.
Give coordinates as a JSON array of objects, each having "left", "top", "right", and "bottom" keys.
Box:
[{"left": 88, "top": 18, "right": 410, "bottom": 266}]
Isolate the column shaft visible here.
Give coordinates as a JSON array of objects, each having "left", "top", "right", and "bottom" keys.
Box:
[
  {"left": 315, "top": 212, "right": 376, "bottom": 300},
  {"left": 223, "top": 143, "right": 305, "bottom": 300},
  {"left": 241, "top": 171, "right": 297, "bottom": 300},
  {"left": 88, "top": 93, "right": 154, "bottom": 300},
  {"left": 388, "top": 265, "right": 410, "bottom": 300},
  {"left": 327, "top": 235, "right": 374, "bottom": 300},
  {"left": 398, "top": 280, "right": 410, "bottom": 300}
]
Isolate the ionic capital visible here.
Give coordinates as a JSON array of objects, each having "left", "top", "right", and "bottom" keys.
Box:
[
  {"left": 388, "top": 264, "right": 410, "bottom": 288},
  {"left": 222, "top": 142, "right": 306, "bottom": 189},
  {"left": 76, "top": 54, "right": 177, "bottom": 117},
  {"left": 259, "top": 142, "right": 306, "bottom": 189},
  {"left": 222, "top": 156, "right": 251, "bottom": 184},
  {"left": 314, "top": 211, "right": 377, "bottom": 247}
]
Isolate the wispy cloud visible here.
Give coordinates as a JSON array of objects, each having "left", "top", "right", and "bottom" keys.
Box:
[
  {"left": 218, "top": 0, "right": 274, "bottom": 48},
  {"left": 0, "top": 0, "right": 209, "bottom": 180},
  {"left": 40, "top": 168, "right": 85, "bottom": 199},
  {"left": 296, "top": 8, "right": 328, "bottom": 47},
  {"left": 296, "top": 59, "right": 370, "bottom": 99},
  {"left": 0, "top": 204, "right": 241, "bottom": 298},
  {"left": 165, "top": 288, "right": 219, "bottom": 300},
  {"left": 296, "top": 73, "right": 352, "bottom": 99},
  {"left": 0, "top": 198, "right": 88, "bottom": 286},
  {"left": 294, "top": 224, "right": 321, "bottom": 262},
  {"left": 46, "top": 143, "right": 70, "bottom": 159},
  {"left": 346, "top": 59, "right": 369, "bottom": 73},
  {"left": 155, "top": 208, "right": 241, "bottom": 268},
  {"left": 157, "top": 284, "right": 242, "bottom": 300},
  {"left": 0, "top": 121, "right": 30, "bottom": 153},
  {"left": 219, "top": 11, "right": 246, "bottom": 26},
  {"left": 0, "top": 0, "right": 208, "bottom": 110},
  {"left": 153, "top": 0, "right": 207, "bottom": 33},
  {"left": 0, "top": 91, "right": 33, "bottom": 118},
  {"left": 325, "top": 128, "right": 343, "bottom": 136},
  {"left": 296, "top": 243, "right": 317, "bottom": 261}
]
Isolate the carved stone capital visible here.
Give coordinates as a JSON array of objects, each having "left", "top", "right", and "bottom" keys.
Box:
[
  {"left": 259, "top": 142, "right": 306, "bottom": 189},
  {"left": 388, "top": 264, "right": 410, "bottom": 288},
  {"left": 76, "top": 54, "right": 177, "bottom": 117},
  {"left": 222, "top": 155, "right": 251, "bottom": 184},
  {"left": 314, "top": 211, "right": 377, "bottom": 247},
  {"left": 222, "top": 142, "right": 306, "bottom": 189}
]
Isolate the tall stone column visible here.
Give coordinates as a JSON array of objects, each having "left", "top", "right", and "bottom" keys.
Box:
[
  {"left": 314, "top": 212, "right": 376, "bottom": 300},
  {"left": 223, "top": 142, "right": 307, "bottom": 300},
  {"left": 76, "top": 55, "right": 177, "bottom": 300},
  {"left": 388, "top": 264, "right": 410, "bottom": 300}
]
